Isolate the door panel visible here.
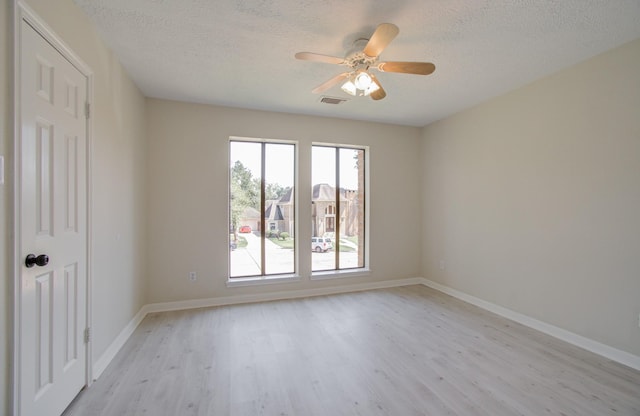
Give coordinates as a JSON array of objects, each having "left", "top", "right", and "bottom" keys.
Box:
[{"left": 20, "top": 19, "right": 88, "bottom": 416}]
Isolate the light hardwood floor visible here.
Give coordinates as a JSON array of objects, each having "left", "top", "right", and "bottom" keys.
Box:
[{"left": 63, "top": 285, "right": 640, "bottom": 415}]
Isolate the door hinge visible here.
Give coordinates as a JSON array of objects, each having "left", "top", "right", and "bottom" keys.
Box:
[
  {"left": 84, "top": 327, "right": 91, "bottom": 344},
  {"left": 85, "top": 102, "right": 90, "bottom": 119}
]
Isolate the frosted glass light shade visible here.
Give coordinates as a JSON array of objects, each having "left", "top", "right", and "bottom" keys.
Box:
[
  {"left": 363, "top": 81, "right": 380, "bottom": 96},
  {"left": 354, "top": 72, "right": 373, "bottom": 89},
  {"left": 341, "top": 80, "right": 357, "bottom": 95}
]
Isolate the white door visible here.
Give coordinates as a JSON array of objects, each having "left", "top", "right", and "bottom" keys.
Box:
[{"left": 19, "top": 18, "right": 88, "bottom": 416}]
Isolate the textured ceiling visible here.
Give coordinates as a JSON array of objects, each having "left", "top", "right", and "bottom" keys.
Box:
[{"left": 73, "top": 0, "right": 640, "bottom": 127}]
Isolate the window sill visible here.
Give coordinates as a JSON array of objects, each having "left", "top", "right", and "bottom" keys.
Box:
[
  {"left": 310, "top": 268, "right": 371, "bottom": 281},
  {"left": 226, "top": 274, "right": 301, "bottom": 288}
]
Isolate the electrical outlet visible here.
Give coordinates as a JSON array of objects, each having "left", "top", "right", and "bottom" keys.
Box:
[
  {"left": 439, "top": 260, "right": 445, "bottom": 270},
  {"left": 189, "top": 271, "right": 197, "bottom": 281}
]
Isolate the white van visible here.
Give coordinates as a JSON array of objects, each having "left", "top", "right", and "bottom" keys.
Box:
[{"left": 311, "top": 237, "right": 332, "bottom": 252}]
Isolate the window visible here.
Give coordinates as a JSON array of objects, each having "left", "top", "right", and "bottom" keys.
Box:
[
  {"left": 312, "top": 145, "right": 366, "bottom": 272},
  {"left": 229, "top": 139, "right": 295, "bottom": 278}
]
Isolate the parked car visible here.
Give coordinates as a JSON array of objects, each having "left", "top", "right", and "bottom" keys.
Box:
[
  {"left": 311, "top": 237, "right": 332, "bottom": 253},
  {"left": 239, "top": 225, "right": 251, "bottom": 233}
]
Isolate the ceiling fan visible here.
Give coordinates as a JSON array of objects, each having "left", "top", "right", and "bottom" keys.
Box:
[{"left": 295, "top": 23, "right": 435, "bottom": 101}]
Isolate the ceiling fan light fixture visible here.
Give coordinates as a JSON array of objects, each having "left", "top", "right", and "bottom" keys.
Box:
[
  {"left": 343, "top": 71, "right": 379, "bottom": 96},
  {"left": 341, "top": 79, "right": 357, "bottom": 96},
  {"left": 363, "top": 82, "right": 380, "bottom": 96},
  {"left": 354, "top": 71, "right": 373, "bottom": 89}
]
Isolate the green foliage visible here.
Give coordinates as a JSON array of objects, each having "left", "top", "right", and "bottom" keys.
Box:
[
  {"left": 230, "top": 161, "right": 259, "bottom": 231},
  {"left": 266, "top": 230, "right": 290, "bottom": 240}
]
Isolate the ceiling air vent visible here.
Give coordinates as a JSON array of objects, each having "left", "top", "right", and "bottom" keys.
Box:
[{"left": 319, "top": 96, "right": 348, "bottom": 105}]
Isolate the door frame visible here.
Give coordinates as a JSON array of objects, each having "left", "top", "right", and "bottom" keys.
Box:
[{"left": 13, "top": 1, "right": 94, "bottom": 414}]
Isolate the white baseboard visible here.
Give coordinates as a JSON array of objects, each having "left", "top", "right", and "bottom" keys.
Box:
[
  {"left": 420, "top": 278, "right": 640, "bottom": 372},
  {"left": 145, "top": 277, "right": 425, "bottom": 313},
  {"left": 92, "top": 306, "right": 148, "bottom": 380}
]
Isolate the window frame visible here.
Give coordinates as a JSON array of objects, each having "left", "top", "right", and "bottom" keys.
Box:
[
  {"left": 227, "top": 136, "right": 300, "bottom": 286},
  {"left": 310, "top": 143, "right": 370, "bottom": 280}
]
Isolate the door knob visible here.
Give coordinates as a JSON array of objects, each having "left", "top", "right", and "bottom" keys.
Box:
[{"left": 25, "top": 254, "right": 49, "bottom": 268}]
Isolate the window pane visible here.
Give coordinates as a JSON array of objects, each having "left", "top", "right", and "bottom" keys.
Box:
[
  {"left": 264, "top": 143, "right": 295, "bottom": 274},
  {"left": 339, "top": 148, "right": 365, "bottom": 269},
  {"left": 229, "top": 141, "right": 262, "bottom": 277},
  {"left": 311, "top": 145, "right": 366, "bottom": 272},
  {"left": 311, "top": 146, "right": 336, "bottom": 271},
  {"left": 230, "top": 140, "right": 296, "bottom": 278}
]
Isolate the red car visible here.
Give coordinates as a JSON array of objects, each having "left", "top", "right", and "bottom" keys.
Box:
[{"left": 239, "top": 225, "right": 251, "bottom": 233}]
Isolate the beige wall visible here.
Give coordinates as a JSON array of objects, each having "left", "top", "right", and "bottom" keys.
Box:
[
  {"left": 2, "top": 0, "right": 148, "bottom": 411},
  {"left": 421, "top": 38, "right": 640, "bottom": 357},
  {"left": 146, "top": 99, "right": 423, "bottom": 303}
]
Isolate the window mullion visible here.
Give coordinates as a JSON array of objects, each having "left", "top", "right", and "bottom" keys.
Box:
[
  {"left": 260, "top": 142, "right": 266, "bottom": 276},
  {"left": 334, "top": 147, "right": 340, "bottom": 270}
]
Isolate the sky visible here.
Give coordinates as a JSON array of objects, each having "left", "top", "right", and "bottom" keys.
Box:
[{"left": 230, "top": 142, "right": 361, "bottom": 190}]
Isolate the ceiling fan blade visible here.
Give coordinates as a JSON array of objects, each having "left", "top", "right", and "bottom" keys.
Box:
[
  {"left": 363, "top": 23, "right": 399, "bottom": 58},
  {"left": 377, "top": 61, "right": 436, "bottom": 75},
  {"left": 295, "top": 52, "right": 346, "bottom": 65},
  {"left": 369, "top": 73, "right": 386, "bottom": 100},
  {"left": 312, "top": 72, "right": 350, "bottom": 94}
]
